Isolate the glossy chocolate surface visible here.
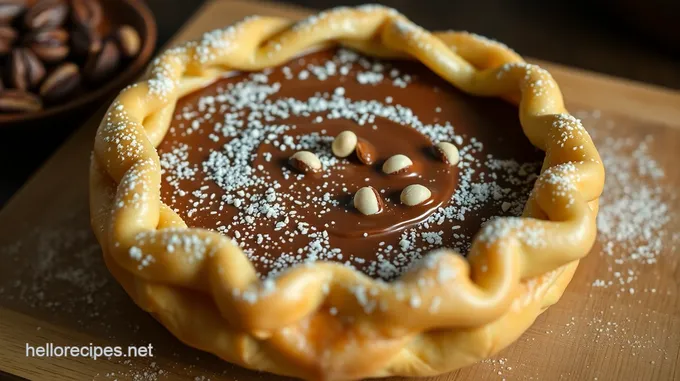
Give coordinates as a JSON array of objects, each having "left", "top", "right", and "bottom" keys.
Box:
[{"left": 157, "top": 49, "right": 543, "bottom": 279}]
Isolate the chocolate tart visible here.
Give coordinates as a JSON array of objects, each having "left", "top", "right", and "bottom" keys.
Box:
[{"left": 90, "top": 6, "right": 604, "bottom": 380}]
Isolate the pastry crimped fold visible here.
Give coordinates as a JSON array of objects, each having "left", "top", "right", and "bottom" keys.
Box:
[{"left": 89, "top": 5, "right": 604, "bottom": 380}]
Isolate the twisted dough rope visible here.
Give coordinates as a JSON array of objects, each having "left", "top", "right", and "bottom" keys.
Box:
[{"left": 90, "top": 5, "right": 604, "bottom": 380}]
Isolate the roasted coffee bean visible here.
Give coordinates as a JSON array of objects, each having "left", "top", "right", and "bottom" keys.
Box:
[
  {"left": 84, "top": 38, "right": 120, "bottom": 83},
  {"left": 24, "top": 0, "right": 68, "bottom": 30},
  {"left": 0, "top": 89, "right": 42, "bottom": 112},
  {"left": 40, "top": 62, "right": 79, "bottom": 101},
  {"left": 115, "top": 25, "right": 140, "bottom": 58},
  {"left": 70, "top": 0, "right": 101, "bottom": 29},
  {"left": 71, "top": 23, "right": 101, "bottom": 56},
  {"left": 0, "top": 25, "right": 17, "bottom": 55},
  {"left": 0, "top": 0, "right": 26, "bottom": 24},
  {"left": 8, "top": 48, "right": 45, "bottom": 90},
  {"left": 27, "top": 27, "right": 69, "bottom": 62},
  {"left": 0, "top": 0, "right": 138, "bottom": 113}
]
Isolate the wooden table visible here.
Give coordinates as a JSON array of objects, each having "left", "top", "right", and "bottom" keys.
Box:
[{"left": 0, "top": 1, "right": 678, "bottom": 380}]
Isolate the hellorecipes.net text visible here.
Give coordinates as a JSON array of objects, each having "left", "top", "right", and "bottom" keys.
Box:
[{"left": 26, "top": 342, "right": 154, "bottom": 360}]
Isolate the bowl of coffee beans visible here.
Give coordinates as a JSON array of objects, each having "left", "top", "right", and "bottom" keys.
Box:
[{"left": 0, "top": 0, "right": 156, "bottom": 124}]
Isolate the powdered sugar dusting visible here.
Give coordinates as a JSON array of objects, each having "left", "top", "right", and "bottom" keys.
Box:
[
  {"left": 575, "top": 110, "right": 678, "bottom": 296},
  {"left": 158, "top": 48, "right": 542, "bottom": 280},
  {"left": 0, "top": 209, "right": 111, "bottom": 327}
]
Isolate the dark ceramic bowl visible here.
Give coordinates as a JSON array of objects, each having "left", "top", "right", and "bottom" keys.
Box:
[{"left": 0, "top": 0, "right": 157, "bottom": 126}]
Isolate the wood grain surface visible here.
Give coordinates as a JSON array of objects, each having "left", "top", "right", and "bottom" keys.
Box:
[{"left": 0, "top": 1, "right": 678, "bottom": 380}]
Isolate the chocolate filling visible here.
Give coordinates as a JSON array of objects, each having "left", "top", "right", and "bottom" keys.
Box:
[{"left": 157, "top": 49, "right": 543, "bottom": 279}]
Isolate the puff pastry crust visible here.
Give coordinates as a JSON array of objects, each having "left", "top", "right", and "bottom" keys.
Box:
[{"left": 89, "top": 5, "right": 604, "bottom": 380}]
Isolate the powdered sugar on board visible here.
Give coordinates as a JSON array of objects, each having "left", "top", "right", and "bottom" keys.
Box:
[
  {"left": 464, "top": 110, "right": 679, "bottom": 380},
  {"left": 0, "top": 209, "right": 112, "bottom": 325},
  {"left": 575, "top": 110, "right": 678, "bottom": 297},
  {"left": 0, "top": 207, "right": 230, "bottom": 380}
]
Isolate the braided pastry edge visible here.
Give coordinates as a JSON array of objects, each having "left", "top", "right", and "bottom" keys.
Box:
[{"left": 89, "top": 5, "right": 604, "bottom": 380}]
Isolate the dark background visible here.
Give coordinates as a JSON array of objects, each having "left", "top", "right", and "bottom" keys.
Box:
[{"left": 1, "top": 0, "right": 679, "bottom": 207}]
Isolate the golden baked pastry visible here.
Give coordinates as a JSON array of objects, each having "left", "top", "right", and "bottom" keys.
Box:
[{"left": 90, "top": 5, "right": 604, "bottom": 380}]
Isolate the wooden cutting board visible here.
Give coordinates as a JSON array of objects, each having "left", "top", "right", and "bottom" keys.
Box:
[{"left": 1, "top": 1, "right": 679, "bottom": 380}]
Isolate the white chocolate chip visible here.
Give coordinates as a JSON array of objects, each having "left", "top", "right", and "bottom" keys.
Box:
[
  {"left": 434, "top": 142, "right": 460, "bottom": 166},
  {"left": 332, "top": 130, "right": 358, "bottom": 158},
  {"left": 382, "top": 154, "right": 413, "bottom": 174},
  {"left": 354, "top": 186, "right": 383, "bottom": 215},
  {"left": 289, "top": 151, "right": 322, "bottom": 173},
  {"left": 400, "top": 184, "right": 431, "bottom": 206}
]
